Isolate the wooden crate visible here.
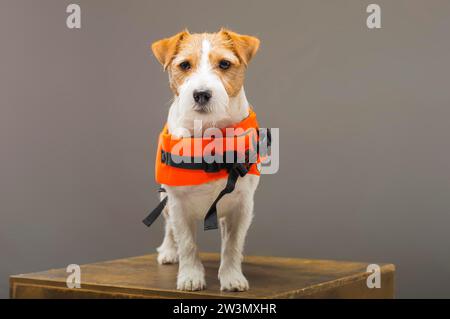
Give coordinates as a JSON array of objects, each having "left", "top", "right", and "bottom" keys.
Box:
[{"left": 10, "top": 253, "right": 395, "bottom": 299}]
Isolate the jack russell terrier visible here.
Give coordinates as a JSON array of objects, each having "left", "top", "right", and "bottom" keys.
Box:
[{"left": 148, "top": 28, "right": 262, "bottom": 292}]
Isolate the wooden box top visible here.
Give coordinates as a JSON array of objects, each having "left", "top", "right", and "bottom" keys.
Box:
[{"left": 10, "top": 253, "right": 395, "bottom": 299}]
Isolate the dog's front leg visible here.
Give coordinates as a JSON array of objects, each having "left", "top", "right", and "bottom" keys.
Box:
[
  {"left": 156, "top": 203, "right": 178, "bottom": 265},
  {"left": 218, "top": 201, "right": 253, "bottom": 291},
  {"left": 169, "top": 199, "right": 206, "bottom": 291}
]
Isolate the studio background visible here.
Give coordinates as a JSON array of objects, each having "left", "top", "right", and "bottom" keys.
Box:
[{"left": 1, "top": 0, "right": 450, "bottom": 298}]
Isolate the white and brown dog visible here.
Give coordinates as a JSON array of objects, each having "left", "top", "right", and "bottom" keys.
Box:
[{"left": 151, "top": 29, "right": 260, "bottom": 292}]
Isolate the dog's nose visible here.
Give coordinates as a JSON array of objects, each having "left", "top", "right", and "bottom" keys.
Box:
[{"left": 193, "top": 90, "right": 212, "bottom": 106}]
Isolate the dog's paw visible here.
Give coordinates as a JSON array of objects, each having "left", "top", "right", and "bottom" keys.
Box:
[
  {"left": 177, "top": 267, "right": 206, "bottom": 291},
  {"left": 219, "top": 270, "right": 249, "bottom": 292},
  {"left": 157, "top": 248, "right": 178, "bottom": 265}
]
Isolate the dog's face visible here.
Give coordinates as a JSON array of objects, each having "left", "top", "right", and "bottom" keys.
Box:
[{"left": 152, "top": 29, "right": 259, "bottom": 122}]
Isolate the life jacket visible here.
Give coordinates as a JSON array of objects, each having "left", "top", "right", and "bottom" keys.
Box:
[{"left": 143, "top": 108, "right": 270, "bottom": 231}]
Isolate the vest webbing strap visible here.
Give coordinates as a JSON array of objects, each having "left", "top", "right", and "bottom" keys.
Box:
[
  {"left": 160, "top": 150, "right": 239, "bottom": 172},
  {"left": 142, "top": 187, "right": 167, "bottom": 227},
  {"left": 203, "top": 166, "right": 241, "bottom": 230}
]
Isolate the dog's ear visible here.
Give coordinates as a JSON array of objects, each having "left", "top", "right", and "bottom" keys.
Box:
[
  {"left": 151, "top": 30, "right": 190, "bottom": 70},
  {"left": 220, "top": 28, "right": 260, "bottom": 66}
]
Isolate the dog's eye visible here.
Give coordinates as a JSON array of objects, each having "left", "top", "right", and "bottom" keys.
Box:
[
  {"left": 179, "top": 61, "right": 191, "bottom": 71},
  {"left": 218, "top": 60, "right": 231, "bottom": 70}
]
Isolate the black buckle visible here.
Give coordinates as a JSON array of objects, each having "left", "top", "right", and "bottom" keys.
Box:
[
  {"left": 161, "top": 150, "right": 167, "bottom": 163},
  {"left": 203, "top": 161, "right": 222, "bottom": 173},
  {"left": 234, "top": 163, "right": 249, "bottom": 177}
]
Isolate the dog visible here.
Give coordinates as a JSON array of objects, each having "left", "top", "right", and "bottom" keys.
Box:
[{"left": 151, "top": 28, "right": 260, "bottom": 292}]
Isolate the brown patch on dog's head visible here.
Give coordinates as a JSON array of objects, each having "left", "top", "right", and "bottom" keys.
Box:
[
  {"left": 151, "top": 29, "right": 190, "bottom": 70},
  {"left": 151, "top": 29, "right": 260, "bottom": 97},
  {"left": 219, "top": 28, "right": 260, "bottom": 66}
]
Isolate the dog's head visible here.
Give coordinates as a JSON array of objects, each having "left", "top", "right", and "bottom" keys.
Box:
[{"left": 151, "top": 29, "right": 259, "bottom": 123}]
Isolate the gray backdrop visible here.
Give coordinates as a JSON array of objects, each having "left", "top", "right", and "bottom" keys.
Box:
[{"left": 1, "top": 0, "right": 449, "bottom": 298}]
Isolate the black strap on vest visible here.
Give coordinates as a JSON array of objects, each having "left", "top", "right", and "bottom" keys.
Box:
[
  {"left": 142, "top": 128, "right": 270, "bottom": 231},
  {"left": 160, "top": 150, "right": 234, "bottom": 173},
  {"left": 142, "top": 187, "right": 167, "bottom": 227},
  {"left": 203, "top": 163, "right": 249, "bottom": 230}
]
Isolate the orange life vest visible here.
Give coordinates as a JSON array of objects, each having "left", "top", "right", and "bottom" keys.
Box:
[
  {"left": 155, "top": 108, "right": 261, "bottom": 186},
  {"left": 144, "top": 108, "right": 269, "bottom": 231}
]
